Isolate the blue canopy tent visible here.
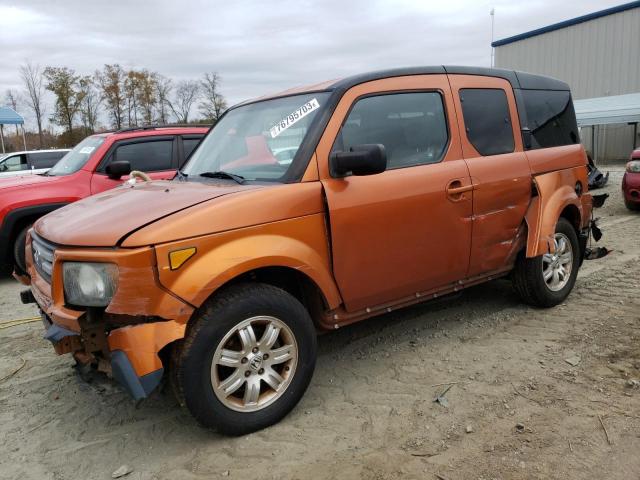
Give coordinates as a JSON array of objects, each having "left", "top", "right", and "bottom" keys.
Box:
[{"left": 0, "top": 106, "right": 27, "bottom": 153}]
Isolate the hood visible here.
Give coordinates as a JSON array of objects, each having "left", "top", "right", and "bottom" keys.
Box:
[
  {"left": 35, "top": 180, "right": 262, "bottom": 247},
  {"left": 0, "top": 173, "right": 60, "bottom": 189}
]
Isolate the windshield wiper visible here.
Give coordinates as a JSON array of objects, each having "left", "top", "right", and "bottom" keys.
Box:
[
  {"left": 176, "top": 169, "right": 188, "bottom": 182},
  {"left": 199, "top": 171, "right": 246, "bottom": 184}
]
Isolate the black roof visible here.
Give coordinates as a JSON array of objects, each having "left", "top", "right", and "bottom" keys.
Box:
[
  {"left": 329, "top": 66, "right": 570, "bottom": 93},
  {"left": 231, "top": 65, "right": 570, "bottom": 111}
]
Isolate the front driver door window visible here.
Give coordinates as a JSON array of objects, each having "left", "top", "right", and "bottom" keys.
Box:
[
  {"left": 91, "top": 137, "right": 176, "bottom": 194},
  {"left": 1, "top": 154, "right": 28, "bottom": 172}
]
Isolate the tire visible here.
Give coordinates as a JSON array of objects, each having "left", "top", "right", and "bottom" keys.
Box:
[
  {"left": 625, "top": 200, "right": 640, "bottom": 211},
  {"left": 13, "top": 224, "right": 32, "bottom": 274},
  {"left": 174, "top": 282, "right": 317, "bottom": 435},
  {"left": 512, "top": 217, "right": 580, "bottom": 308}
]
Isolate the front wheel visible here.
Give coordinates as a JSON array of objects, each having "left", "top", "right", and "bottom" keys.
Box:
[
  {"left": 512, "top": 217, "right": 580, "bottom": 308},
  {"left": 13, "top": 224, "right": 32, "bottom": 274},
  {"left": 175, "top": 283, "right": 317, "bottom": 435},
  {"left": 625, "top": 199, "right": 640, "bottom": 211}
]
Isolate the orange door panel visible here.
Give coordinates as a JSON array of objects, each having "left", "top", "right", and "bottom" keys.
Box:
[
  {"left": 448, "top": 75, "right": 532, "bottom": 276},
  {"left": 317, "top": 75, "right": 472, "bottom": 312}
]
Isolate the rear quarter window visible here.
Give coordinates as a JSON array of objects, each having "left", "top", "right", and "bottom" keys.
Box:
[
  {"left": 521, "top": 90, "right": 580, "bottom": 149},
  {"left": 460, "top": 88, "right": 515, "bottom": 156}
]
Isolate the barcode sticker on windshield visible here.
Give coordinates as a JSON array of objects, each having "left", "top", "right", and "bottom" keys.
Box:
[
  {"left": 270, "top": 98, "right": 320, "bottom": 138},
  {"left": 79, "top": 146, "right": 95, "bottom": 154}
]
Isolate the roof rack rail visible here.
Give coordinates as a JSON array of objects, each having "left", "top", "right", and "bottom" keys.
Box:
[{"left": 115, "top": 123, "right": 212, "bottom": 133}]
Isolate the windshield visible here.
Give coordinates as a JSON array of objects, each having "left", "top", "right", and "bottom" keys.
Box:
[
  {"left": 182, "top": 92, "right": 330, "bottom": 182},
  {"left": 47, "top": 136, "right": 105, "bottom": 176}
]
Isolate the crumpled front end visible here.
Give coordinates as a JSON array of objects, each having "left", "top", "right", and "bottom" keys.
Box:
[{"left": 24, "top": 230, "right": 194, "bottom": 401}]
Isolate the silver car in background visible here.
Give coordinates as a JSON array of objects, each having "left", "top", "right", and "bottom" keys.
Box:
[{"left": 0, "top": 149, "right": 71, "bottom": 178}]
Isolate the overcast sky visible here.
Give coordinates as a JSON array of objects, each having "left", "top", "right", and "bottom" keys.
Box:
[{"left": 0, "top": 0, "right": 624, "bottom": 129}]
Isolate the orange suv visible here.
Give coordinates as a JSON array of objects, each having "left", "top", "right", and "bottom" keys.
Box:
[{"left": 22, "top": 66, "right": 598, "bottom": 435}]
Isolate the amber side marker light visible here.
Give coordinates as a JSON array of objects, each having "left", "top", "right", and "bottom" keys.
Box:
[{"left": 169, "top": 247, "right": 196, "bottom": 270}]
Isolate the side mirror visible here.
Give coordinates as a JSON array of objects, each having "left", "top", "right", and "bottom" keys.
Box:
[
  {"left": 330, "top": 144, "right": 387, "bottom": 177},
  {"left": 106, "top": 160, "right": 132, "bottom": 179}
]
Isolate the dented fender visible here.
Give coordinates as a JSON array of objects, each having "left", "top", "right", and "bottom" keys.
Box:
[{"left": 524, "top": 167, "right": 591, "bottom": 257}]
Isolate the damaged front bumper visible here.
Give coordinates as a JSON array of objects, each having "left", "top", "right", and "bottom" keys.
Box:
[
  {"left": 23, "top": 231, "right": 194, "bottom": 401},
  {"left": 38, "top": 311, "right": 184, "bottom": 400}
]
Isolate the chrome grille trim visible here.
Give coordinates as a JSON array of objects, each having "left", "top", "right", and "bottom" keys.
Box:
[{"left": 31, "top": 232, "right": 56, "bottom": 283}]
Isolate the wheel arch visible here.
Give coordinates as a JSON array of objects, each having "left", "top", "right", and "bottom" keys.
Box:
[
  {"left": 0, "top": 203, "right": 68, "bottom": 267},
  {"left": 524, "top": 169, "right": 585, "bottom": 258}
]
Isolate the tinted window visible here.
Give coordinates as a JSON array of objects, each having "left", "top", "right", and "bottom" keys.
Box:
[
  {"left": 460, "top": 89, "right": 514, "bottom": 156},
  {"left": 182, "top": 137, "right": 202, "bottom": 161},
  {"left": 28, "top": 151, "right": 66, "bottom": 168},
  {"left": 115, "top": 139, "right": 173, "bottom": 171},
  {"left": 521, "top": 90, "right": 579, "bottom": 149},
  {"left": 0, "top": 154, "right": 28, "bottom": 171},
  {"left": 333, "top": 92, "right": 448, "bottom": 169}
]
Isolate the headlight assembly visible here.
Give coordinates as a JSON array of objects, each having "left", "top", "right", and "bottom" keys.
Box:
[{"left": 63, "top": 262, "right": 118, "bottom": 307}]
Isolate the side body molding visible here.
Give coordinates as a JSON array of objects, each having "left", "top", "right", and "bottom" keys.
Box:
[{"left": 524, "top": 166, "right": 591, "bottom": 257}]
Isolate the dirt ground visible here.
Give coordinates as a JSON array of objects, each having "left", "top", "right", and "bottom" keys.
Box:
[{"left": 1, "top": 166, "right": 639, "bottom": 480}]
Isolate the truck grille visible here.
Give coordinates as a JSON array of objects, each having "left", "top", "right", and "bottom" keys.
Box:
[{"left": 31, "top": 232, "right": 55, "bottom": 283}]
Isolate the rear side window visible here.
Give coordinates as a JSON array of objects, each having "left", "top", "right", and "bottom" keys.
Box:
[
  {"left": 521, "top": 90, "right": 579, "bottom": 149},
  {"left": 333, "top": 92, "right": 449, "bottom": 169},
  {"left": 115, "top": 139, "right": 173, "bottom": 171},
  {"left": 182, "top": 136, "right": 202, "bottom": 161},
  {"left": 460, "top": 88, "right": 515, "bottom": 156},
  {"left": 28, "top": 151, "right": 66, "bottom": 168}
]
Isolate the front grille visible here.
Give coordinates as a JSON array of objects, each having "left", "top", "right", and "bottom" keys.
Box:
[{"left": 31, "top": 232, "right": 55, "bottom": 283}]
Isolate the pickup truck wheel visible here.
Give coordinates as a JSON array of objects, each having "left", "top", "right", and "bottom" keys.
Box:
[
  {"left": 175, "top": 282, "right": 317, "bottom": 435},
  {"left": 512, "top": 217, "right": 580, "bottom": 308},
  {"left": 13, "top": 224, "right": 32, "bottom": 274}
]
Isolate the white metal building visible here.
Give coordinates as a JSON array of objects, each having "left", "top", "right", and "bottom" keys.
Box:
[{"left": 493, "top": 1, "right": 640, "bottom": 162}]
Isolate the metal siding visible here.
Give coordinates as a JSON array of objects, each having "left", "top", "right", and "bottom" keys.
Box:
[
  {"left": 495, "top": 7, "right": 640, "bottom": 161},
  {"left": 495, "top": 7, "right": 640, "bottom": 99}
]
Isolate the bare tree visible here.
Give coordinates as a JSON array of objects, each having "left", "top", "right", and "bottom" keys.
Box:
[
  {"left": 199, "top": 72, "right": 227, "bottom": 124},
  {"left": 96, "top": 64, "right": 125, "bottom": 129},
  {"left": 4, "top": 89, "right": 22, "bottom": 136},
  {"left": 154, "top": 74, "right": 172, "bottom": 124},
  {"left": 19, "top": 62, "right": 46, "bottom": 147},
  {"left": 168, "top": 80, "right": 200, "bottom": 123},
  {"left": 79, "top": 76, "right": 102, "bottom": 134}
]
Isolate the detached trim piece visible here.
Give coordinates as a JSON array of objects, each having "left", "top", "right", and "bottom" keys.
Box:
[{"left": 111, "top": 350, "right": 164, "bottom": 401}]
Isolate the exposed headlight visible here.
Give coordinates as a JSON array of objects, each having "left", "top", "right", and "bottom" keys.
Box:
[
  {"left": 63, "top": 262, "right": 118, "bottom": 307},
  {"left": 627, "top": 161, "right": 640, "bottom": 173}
]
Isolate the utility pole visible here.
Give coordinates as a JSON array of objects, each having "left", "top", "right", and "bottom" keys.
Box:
[{"left": 490, "top": 8, "right": 496, "bottom": 68}]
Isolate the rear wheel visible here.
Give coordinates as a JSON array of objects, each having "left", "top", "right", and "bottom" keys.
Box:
[
  {"left": 174, "top": 283, "right": 317, "bottom": 435},
  {"left": 513, "top": 217, "right": 580, "bottom": 308}
]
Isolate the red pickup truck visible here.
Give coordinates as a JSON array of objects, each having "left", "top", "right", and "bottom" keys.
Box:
[{"left": 0, "top": 126, "right": 208, "bottom": 274}]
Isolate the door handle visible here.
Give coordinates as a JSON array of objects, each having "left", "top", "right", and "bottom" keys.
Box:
[{"left": 446, "top": 180, "right": 474, "bottom": 201}]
